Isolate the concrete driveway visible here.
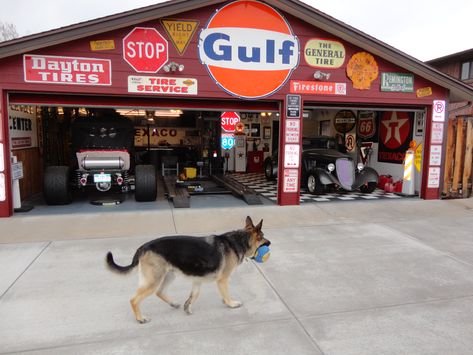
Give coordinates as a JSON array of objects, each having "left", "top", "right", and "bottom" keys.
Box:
[{"left": 1, "top": 197, "right": 473, "bottom": 354}]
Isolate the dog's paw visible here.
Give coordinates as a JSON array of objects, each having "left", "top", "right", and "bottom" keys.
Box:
[
  {"left": 184, "top": 305, "right": 193, "bottom": 315},
  {"left": 137, "top": 317, "right": 151, "bottom": 324},
  {"left": 170, "top": 302, "right": 181, "bottom": 309},
  {"left": 226, "top": 300, "right": 243, "bottom": 309},
  {"left": 184, "top": 300, "right": 193, "bottom": 315}
]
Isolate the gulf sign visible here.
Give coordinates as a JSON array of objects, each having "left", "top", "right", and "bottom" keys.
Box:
[{"left": 199, "top": 0, "right": 299, "bottom": 99}]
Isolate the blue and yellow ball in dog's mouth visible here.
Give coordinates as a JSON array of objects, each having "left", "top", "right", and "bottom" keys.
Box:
[{"left": 253, "top": 245, "right": 270, "bottom": 263}]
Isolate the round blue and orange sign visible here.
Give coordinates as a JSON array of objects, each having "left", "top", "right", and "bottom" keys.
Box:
[{"left": 199, "top": 0, "right": 299, "bottom": 99}]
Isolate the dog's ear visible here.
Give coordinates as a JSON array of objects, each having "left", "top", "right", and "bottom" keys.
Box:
[
  {"left": 255, "top": 219, "right": 263, "bottom": 231},
  {"left": 245, "top": 216, "right": 254, "bottom": 229}
]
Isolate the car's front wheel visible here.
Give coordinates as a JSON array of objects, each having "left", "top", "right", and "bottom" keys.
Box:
[
  {"left": 264, "top": 159, "right": 275, "bottom": 180},
  {"left": 359, "top": 182, "right": 377, "bottom": 194},
  {"left": 307, "top": 173, "right": 325, "bottom": 195}
]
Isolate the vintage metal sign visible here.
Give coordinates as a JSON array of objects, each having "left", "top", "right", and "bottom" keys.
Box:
[
  {"left": 199, "top": 0, "right": 299, "bottom": 99},
  {"left": 90, "top": 40, "right": 115, "bottom": 51},
  {"left": 123, "top": 27, "right": 168, "bottom": 73},
  {"left": 429, "top": 145, "right": 442, "bottom": 166},
  {"left": 8, "top": 105, "right": 38, "bottom": 150},
  {"left": 346, "top": 52, "right": 378, "bottom": 90},
  {"left": 431, "top": 122, "right": 444, "bottom": 144},
  {"left": 221, "top": 112, "right": 240, "bottom": 132},
  {"left": 161, "top": 19, "right": 199, "bottom": 55},
  {"left": 221, "top": 133, "right": 236, "bottom": 150},
  {"left": 416, "top": 87, "right": 432, "bottom": 98},
  {"left": 427, "top": 167, "right": 440, "bottom": 188},
  {"left": 0, "top": 143, "right": 4, "bottom": 172},
  {"left": 357, "top": 111, "right": 376, "bottom": 139},
  {"left": 381, "top": 72, "right": 414, "bottom": 92},
  {"left": 285, "top": 119, "right": 300, "bottom": 143},
  {"left": 0, "top": 173, "right": 5, "bottom": 202},
  {"left": 378, "top": 111, "right": 413, "bottom": 164},
  {"left": 432, "top": 100, "right": 446, "bottom": 122},
  {"left": 128, "top": 76, "right": 198, "bottom": 95},
  {"left": 286, "top": 94, "right": 301, "bottom": 118},
  {"left": 415, "top": 143, "right": 423, "bottom": 172},
  {"left": 334, "top": 110, "right": 356, "bottom": 134},
  {"left": 290, "top": 81, "right": 346, "bottom": 95},
  {"left": 284, "top": 144, "right": 300, "bottom": 168},
  {"left": 283, "top": 169, "right": 299, "bottom": 193},
  {"left": 304, "top": 38, "right": 345, "bottom": 68},
  {"left": 24, "top": 54, "right": 112, "bottom": 85}
]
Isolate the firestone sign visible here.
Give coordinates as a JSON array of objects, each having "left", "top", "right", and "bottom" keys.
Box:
[
  {"left": 23, "top": 54, "right": 111, "bottom": 85},
  {"left": 198, "top": 0, "right": 299, "bottom": 99}
]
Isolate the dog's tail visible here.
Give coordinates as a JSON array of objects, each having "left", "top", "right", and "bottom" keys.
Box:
[{"left": 106, "top": 250, "right": 140, "bottom": 274}]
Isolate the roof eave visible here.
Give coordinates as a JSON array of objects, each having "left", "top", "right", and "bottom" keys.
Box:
[
  {"left": 271, "top": 0, "right": 473, "bottom": 102},
  {"left": 0, "top": 0, "right": 224, "bottom": 59},
  {"left": 1, "top": 0, "right": 472, "bottom": 103}
]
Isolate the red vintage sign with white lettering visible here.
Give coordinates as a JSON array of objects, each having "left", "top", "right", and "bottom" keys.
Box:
[{"left": 23, "top": 54, "right": 112, "bottom": 86}]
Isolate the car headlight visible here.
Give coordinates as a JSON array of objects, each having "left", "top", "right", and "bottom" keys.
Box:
[
  {"left": 357, "top": 163, "right": 364, "bottom": 171},
  {"left": 327, "top": 163, "right": 335, "bottom": 172}
]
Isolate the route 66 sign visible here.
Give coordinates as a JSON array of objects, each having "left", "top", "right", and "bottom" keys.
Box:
[{"left": 357, "top": 111, "right": 376, "bottom": 139}]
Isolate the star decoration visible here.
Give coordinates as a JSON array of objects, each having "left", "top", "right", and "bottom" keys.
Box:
[{"left": 382, "top": 111, "right": 408, "bottom": 145}]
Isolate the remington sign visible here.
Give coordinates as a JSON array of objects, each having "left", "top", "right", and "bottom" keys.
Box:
[{"left": 381, "top": 72, "right": 414, "bottom": 92}]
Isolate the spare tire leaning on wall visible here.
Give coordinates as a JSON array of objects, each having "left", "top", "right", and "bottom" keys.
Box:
[
  {"left": 134, "top": 164, "right": 157, "bottom": 202},
  {"left": 43, "top": 166, "right": 73, "bottom": 205}
]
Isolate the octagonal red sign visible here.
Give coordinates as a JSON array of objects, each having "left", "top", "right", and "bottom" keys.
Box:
[
  {"left": 221, "top": 112, "right": 240, "bottom": 132},
  {"left": 123, "top": 27, "right": 168, "bottom": 73}
]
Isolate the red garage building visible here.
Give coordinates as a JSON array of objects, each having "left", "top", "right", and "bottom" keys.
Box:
[{"left": 0, "top": 0, "right": 472, "bottom": 217}]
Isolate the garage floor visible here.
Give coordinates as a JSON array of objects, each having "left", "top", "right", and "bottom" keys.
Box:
[
  {"left": 17, "top": 172, "right": 410, "bottom": 216},
  {"left": 226, "top": 173, "right": 407, "bottom": 203}
]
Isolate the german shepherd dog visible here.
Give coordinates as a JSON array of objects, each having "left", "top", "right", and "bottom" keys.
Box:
[{"left": 106, "top": 216, "right": 270, "bottom": 323}]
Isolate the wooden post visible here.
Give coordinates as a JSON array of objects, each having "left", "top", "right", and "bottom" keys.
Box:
[
  {"left": 443, "top": 118, "right": 456, "bottom": 196},
  {"left": 452, "top": 117, "right": 465, "bottom": 195},
  {"left": 462, "top": 117, "right": 473, "bottom": 198}
]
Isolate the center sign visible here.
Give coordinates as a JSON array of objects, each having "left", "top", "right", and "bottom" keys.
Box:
[{"left": 123, "top": 27, "right": 168, "bottom": 73}]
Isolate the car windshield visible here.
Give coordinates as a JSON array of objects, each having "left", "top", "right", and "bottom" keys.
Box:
[{"left": 302, "top": 137, "right": 337, "bottom": 150}]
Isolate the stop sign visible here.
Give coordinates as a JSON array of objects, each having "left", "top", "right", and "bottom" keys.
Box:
[
  {"left": 123, "top": 27, "right": 168, "bottom": 73},
  {"left": 221, "top": 112, "right": 240, "bottom": 132}
]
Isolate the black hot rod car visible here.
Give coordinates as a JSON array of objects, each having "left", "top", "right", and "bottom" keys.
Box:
[
  {"left": 263, "top": 136, "right": 379, "bottom": 194},
  {"left": 43, "top": 113, "right": 157, "bottom": 205}
]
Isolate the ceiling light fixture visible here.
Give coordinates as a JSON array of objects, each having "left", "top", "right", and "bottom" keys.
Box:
[{"left": 154, "top": 109, "right": 183, "bottom": 117}]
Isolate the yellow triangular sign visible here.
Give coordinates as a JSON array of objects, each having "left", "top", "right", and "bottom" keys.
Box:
[{"left": 161, "top": 19, "right": 199, "bottom": 56}]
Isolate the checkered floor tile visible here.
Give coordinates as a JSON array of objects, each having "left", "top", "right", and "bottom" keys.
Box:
[{"left": 225, "top": 173, "right": 403, "bottom": 203}]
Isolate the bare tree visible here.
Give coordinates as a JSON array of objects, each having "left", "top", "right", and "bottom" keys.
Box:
[{"left": 0, "top": 21, "right": 19, "bottom": 41}]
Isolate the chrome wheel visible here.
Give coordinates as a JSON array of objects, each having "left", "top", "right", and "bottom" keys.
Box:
[{"left": 307, "top": 173, "right": 324, "bottom": 195}]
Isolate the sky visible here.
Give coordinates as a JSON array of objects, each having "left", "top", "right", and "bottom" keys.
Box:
[{"left": 1, "top": 0, "right": 472, "bottom": 61}]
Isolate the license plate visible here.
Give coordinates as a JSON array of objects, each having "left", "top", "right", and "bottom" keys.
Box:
[{"left": 94, "top": 173, "right": 111, "bottom": 183}]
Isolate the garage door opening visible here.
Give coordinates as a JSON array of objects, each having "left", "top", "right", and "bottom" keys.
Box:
[
  {"left": 8, "top": 104, "right": 280, "bottom": 212},
  {"left": 298, "top": 106, "right": 425, "bottom": 199}
]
